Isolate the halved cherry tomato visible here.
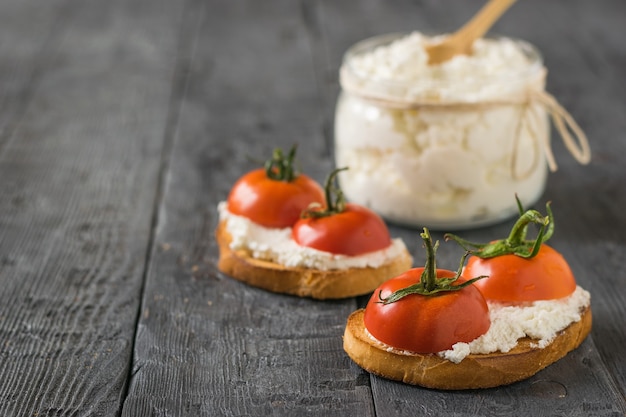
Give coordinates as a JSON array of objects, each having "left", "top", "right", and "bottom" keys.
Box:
[
  {"left": 227, "top": 147, "right": 324, "bottom": 228},
  {"left": 293, "top": 203, "right": 391, "bottom": 256},
  {"left": 364, "top": 229, "right": 490, "bottom": 353},
  {"left": 466, "top": 244, "right": 576, "bottom": 303},
  {"left": 292, "top": 167, "right": 391, "bottom": 256},
  {"left": 446, "top": 199, "right": 576, "bottom": 303}
]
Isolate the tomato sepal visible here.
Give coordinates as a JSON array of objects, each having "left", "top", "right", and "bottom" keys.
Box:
[
  {"left": 378, "top": 228, "right": 486, "bottom": 304},
  {"left": 263, "top": 145, "right": 299, "bottom": 181},
  {"left": 445, "top": 197, "right": 554, "bottom": 260}
]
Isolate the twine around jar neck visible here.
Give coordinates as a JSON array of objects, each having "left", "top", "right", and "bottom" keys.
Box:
[
  {"left": 528, "top": 88, "right": 591, "bottom": 170},
  {"left": 339, "top": 65, "right": 591, "bottom": 176}
]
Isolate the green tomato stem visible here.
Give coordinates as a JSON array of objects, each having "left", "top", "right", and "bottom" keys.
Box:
[
  {"left": 264, "top": 145, "right": 298, "bottom": 182},
  {"left": 378, "top": 228, "right": 486, "bottom": 304},
  {"left": 301, "top": 167, "right": 348, "bottom": 219},
  {"left": 444, "top": 198, "right": 555, "bottom": 259},
  {"left": 421, "top": 228, "right": 438, "bottom": 293}
]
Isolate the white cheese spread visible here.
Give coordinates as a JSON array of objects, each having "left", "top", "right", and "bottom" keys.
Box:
[
  {"left": 335, "top": 32, "right": 549, "bottom": 229},
  {"left": 218, "top": 202, "right": 408, "bottom": 270},
  {"left": 366, "top": 286, "right": 590, "bottom": 364}
]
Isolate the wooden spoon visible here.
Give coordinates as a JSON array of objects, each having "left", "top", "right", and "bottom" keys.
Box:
[{"left": 426, "top": 0, "right": 517, "bottom": 65}]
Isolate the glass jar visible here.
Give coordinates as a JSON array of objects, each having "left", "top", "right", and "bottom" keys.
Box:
[{"left": 334, "top": 32, "right": 550, "bottom": 230}]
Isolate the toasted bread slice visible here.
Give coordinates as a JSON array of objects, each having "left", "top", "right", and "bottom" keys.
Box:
[
  {"left": 216, "top": 221, "right": 413, "bottom": 299},
  {"left": 343, "top": 307, "right": 592, "bottom": 390}
]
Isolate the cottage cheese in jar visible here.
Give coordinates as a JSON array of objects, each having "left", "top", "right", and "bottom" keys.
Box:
[{"left": 334, "top": 32, "right": 551, "bottom": 229}]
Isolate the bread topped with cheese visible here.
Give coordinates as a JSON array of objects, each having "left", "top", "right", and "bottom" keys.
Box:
[
  {"left": 216, "top": 149, "right": 412, "bottom": 299},
  {"left": 216, "top": 204, "right": 412, "bottom": 299},
  {"left": 343, "top": 204, "right": 592, "bottom": 389},
  {"left": 343, "top": 293, "right": 591, "bottom": 389}
]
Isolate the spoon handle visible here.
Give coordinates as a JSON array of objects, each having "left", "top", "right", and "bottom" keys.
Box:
[{"left": 453, "top": 0, "right": 517, "bottom": 42}]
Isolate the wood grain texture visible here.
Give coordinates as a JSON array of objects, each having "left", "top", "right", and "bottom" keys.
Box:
[
  {"left": 124, "top": 0, "right": 626, "bottom": 416},
  {"left": 121, "top": 0, "right": 368, "bottom": 416},
  {"left": 0, "top": 0, "right": 624, "bottom": 416},
  {"left": 0, "top": 0, "right": 182, "bottom": 414}
]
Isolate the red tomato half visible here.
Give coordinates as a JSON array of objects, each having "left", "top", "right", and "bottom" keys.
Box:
[
  {"left": 466, "top": 244, "right": 577, "bottom": 303},
  {"left": 364, "top": 268, "right": 490, "bottom": 353},
  {"left": 227, "top": 168, "right": 325, "bottom": 228},
  {"left": 292, "top": 203, "right": 391, "bottom": 256}
]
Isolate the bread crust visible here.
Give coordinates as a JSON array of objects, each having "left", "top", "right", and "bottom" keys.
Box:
[
  {"left": 216, "top": 221, "right": 413, "bottom": 299},
  {"left": 343, "top": 307, "right": 592, "bottom": 390}
]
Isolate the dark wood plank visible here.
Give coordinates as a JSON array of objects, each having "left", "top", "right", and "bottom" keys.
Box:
[
  {"left": 121, "top": 0, "right": 377, "bottom": 416},
  {"left": 0, "top": 0, "right": 183, "bottom": 414},
  {"left": 0, "top": 0, "right": 70, "bottom": 151}
]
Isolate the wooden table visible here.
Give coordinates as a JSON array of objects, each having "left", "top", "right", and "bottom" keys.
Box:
[{"left": 1, "top": 0, "right": 625, "bottom": 415}]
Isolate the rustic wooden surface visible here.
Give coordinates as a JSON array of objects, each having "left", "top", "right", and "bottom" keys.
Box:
[{"left": 0, "top": 0, "right": 625, "bottom": 416}]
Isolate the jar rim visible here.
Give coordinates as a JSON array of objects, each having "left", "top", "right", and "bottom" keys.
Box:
[{"left": 341, "top": 32, "right": 545, "bottom": 102}]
